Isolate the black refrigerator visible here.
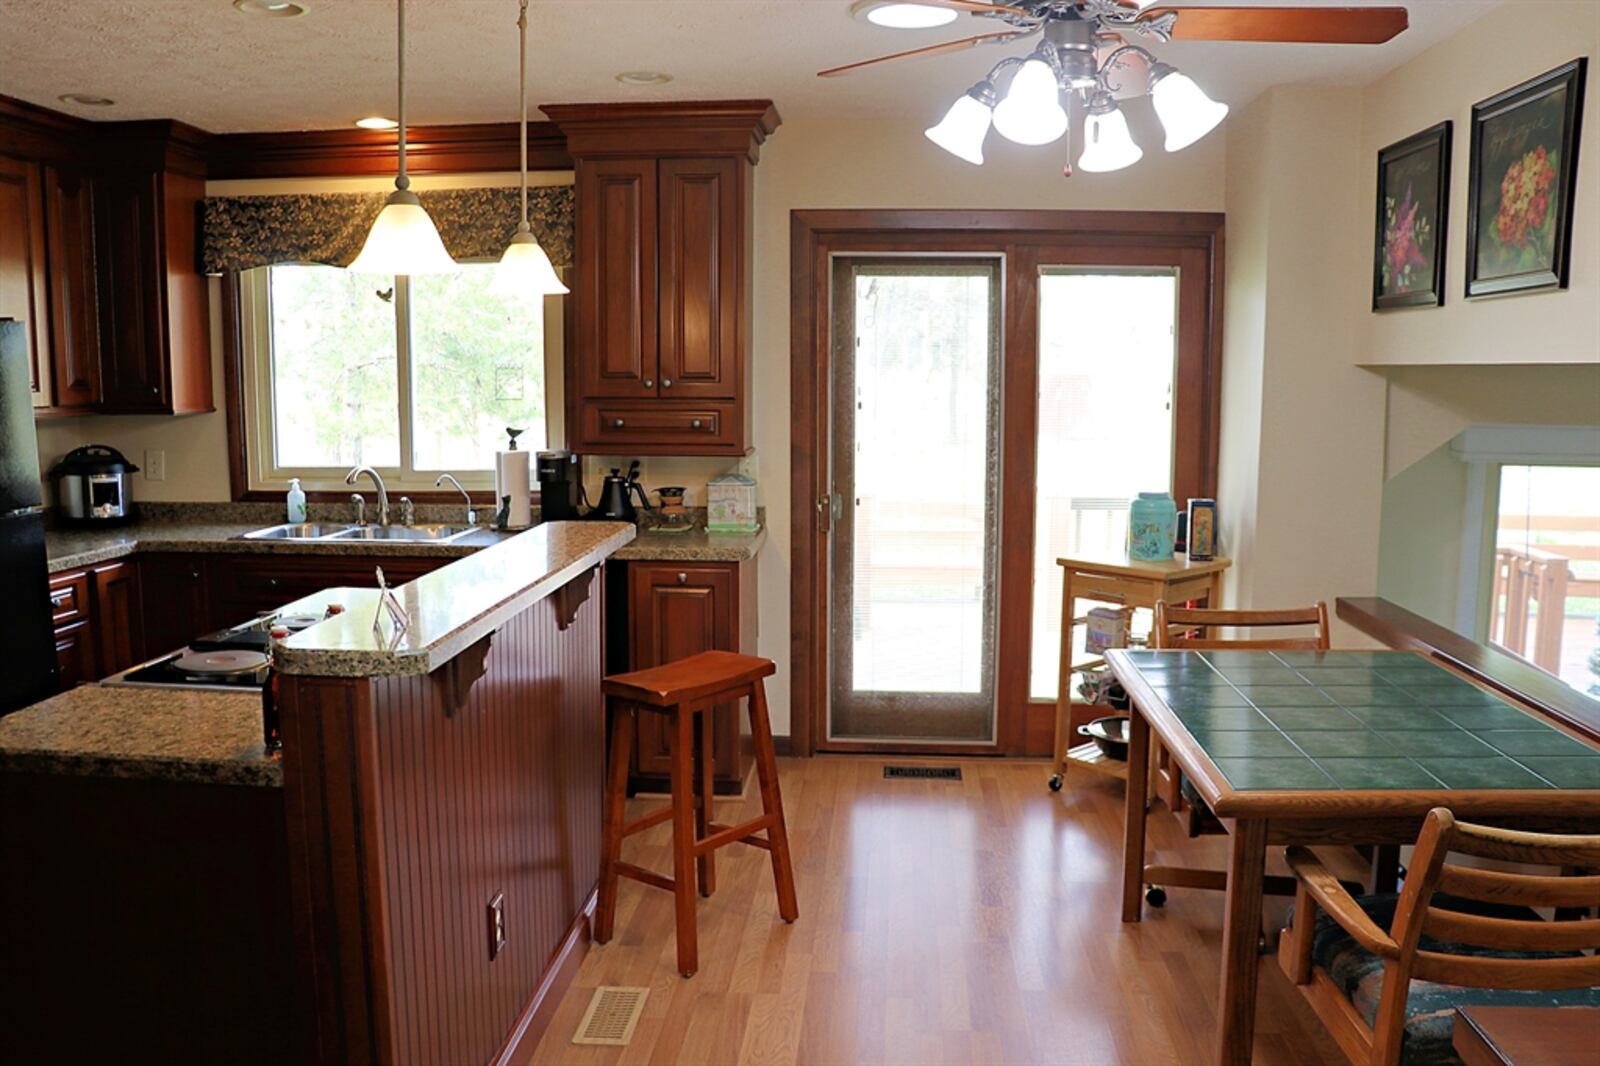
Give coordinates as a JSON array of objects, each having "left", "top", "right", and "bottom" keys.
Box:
[{"left": 0, "top": 321, "right": 58, "bottom": 714}]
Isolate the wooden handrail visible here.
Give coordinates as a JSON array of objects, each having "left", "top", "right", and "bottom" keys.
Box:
[{"left": 1336, "top": 597, "right": 1600, "bottom": 742}]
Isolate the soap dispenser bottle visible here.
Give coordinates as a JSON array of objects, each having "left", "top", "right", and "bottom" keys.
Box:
[{"left": 286, "top": 477, "right": 308, "bottom": 524}]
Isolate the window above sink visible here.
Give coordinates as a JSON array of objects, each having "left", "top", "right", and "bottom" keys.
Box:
[{"left": 238, "top": 263, "right": 566, "bottom": 494}]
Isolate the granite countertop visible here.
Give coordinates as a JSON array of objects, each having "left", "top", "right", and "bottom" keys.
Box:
[
  {"left": 0, "top": 686, "right": 281, "bottom": 788},
  {"left": 613, "top": 523, "right": 766, "bottom": 562},
  {"left": 272, "top": 521, "right": 636, "bottom": 678},
  {"left": 46, "top": 514, "right": 762, "bottom": 573}
]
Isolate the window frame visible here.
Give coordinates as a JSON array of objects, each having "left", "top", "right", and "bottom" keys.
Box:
[{"left": 236, "top": 262, "right": 566, "bottom": 495}]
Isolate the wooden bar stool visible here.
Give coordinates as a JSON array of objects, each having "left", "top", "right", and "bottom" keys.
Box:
[{"left": 594, "top": 650, "right": 799, "bottom": 977}]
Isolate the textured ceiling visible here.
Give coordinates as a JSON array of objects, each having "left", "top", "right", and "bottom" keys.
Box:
[{"left": 0, "top": 0, "right": 1500, "bottom": 133}]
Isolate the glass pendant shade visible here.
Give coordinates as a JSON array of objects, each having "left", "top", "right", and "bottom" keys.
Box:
[
  {"left": 1150, "top": 69, "right": 1229, "bottom": 152},
  {"left": 491, "top": 230, "right": 569, "bottom": 296},
  {"left": 348, "top": 189, "right": 458, "bottom": 275},
  {"left": 925, "top": 93, "right": 992, "bottom": 165},
  {"left": 992, "top": 60, "right": 1068, "bottom": 146},
  {"left": 1078, "top": 104, "right": 1143, "bottom": 173}
]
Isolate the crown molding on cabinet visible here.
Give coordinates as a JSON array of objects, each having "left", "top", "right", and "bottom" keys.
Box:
[{"left": 541, "top": 100, "right": 780, "bottom": 163}]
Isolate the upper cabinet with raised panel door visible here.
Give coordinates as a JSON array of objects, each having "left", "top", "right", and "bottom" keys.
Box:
[
  {"left": 0, "top": 154, "right": 52, "bottom": 408},
  {"left": 544, "top": 102, "right": 777, "bottom": 456},
  {"left": 0, "top": 100, "right": 211, "bottom": 417}
]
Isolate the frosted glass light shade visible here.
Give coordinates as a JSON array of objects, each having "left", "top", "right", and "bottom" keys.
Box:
[
  {"left": 348, "top": 190, "right": 459, "bottom": 275},
  {"left": 925, "top": 94, "right": 992, "bottom": 165},
  {"left": 492, "top": 230, "right": 569, "bottom": 296},
  {"left": 1078, "top": 105, "right": 1143, "bottom": 173},
  {"left": 992, "top": 60, "right": 1068, "bottom": 146},
  {"left": 1150, "top": 70, "right": 1229, "bottom": 152}
]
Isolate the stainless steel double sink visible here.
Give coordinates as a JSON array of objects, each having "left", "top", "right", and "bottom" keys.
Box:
[{"left": 239, "top": 522, "right": 478, "bottom": 544}]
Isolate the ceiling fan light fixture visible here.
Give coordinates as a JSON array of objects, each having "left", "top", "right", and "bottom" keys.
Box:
[
  {"left": 924, "top": 83, "right": 995, "bottom": 165},
  {"left": 852, "top": 1, "right": 959, "bottom": 29},
  {"left": 1077, "top": 94, "right": 1142, "bottom": 173},
  {"left": 1148, "top": 62, "right": 1229, "bottom": 152},
  {"left": 992, "top": 59, "right": 1068, "bottom": 147}
]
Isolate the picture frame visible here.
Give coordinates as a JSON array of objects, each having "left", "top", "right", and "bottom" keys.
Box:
[
  {"left": 1466, "top": 58, "right": 1587, "bottom": 298},
  {"left": 1373, "top": 121, "right": 1451, "bottom": 310}
]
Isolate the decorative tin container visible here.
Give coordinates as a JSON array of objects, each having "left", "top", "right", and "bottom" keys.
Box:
[
  {"left": 706, "top": 473, "right": 759, "bottom": 533},
  {"left": 1127, "top": 491, "right": 1178, "bottom": 561},
  {"left": 1186, "top": 497, "right": 1218, "bottom": 561}
]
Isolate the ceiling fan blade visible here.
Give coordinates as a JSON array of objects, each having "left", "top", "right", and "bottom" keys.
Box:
[
  {"left": 1147, "top": 6, "right": 1408, "bottom": 44},
  {"left": 817, "top": 30, "right": 1023, "bottom": 78}
]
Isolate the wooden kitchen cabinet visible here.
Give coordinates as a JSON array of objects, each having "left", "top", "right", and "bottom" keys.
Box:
[
  {"left": 545, "top": 102, "right": 776, "bottom": 456},
  {"left": 42, "top": 165, "right": 100, "bottom": 411},
  {"left": 93, "top": 162, "right": 211, "bottom": 415},
  {"left": 91, "top": 560, "right": 143, "bottom": 675},
  {"left": 136, "top": 553, "right": 212, "bottom": 655},
  {"left": 0, "top": 153, "right": 51, "bottom": 408},
  {"left": 617, "top": 559, "right": 757, "bottom": 794},
  {"left": 52, "top": 619, "right": 96, "bottom": 690}
]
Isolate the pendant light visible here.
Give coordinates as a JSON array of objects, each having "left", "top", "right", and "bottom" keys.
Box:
[
  {"left": 349, "top": 0, "right": 457, "bottom": 276},
  {"left": 492, "top": 0, "right": 568, "bottom": 296}
]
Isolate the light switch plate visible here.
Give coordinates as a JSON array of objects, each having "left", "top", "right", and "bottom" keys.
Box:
[{"left": 144, "top": 449, "right": 166, "bottom": 481}]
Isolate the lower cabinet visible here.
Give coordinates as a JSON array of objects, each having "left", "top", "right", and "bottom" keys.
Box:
[
  {"left": 48, "top": 560, "right": 141, "bottom": 688},
  {"left": 613, "top": 559, "right": 757, "bottom": 795},
  {"left": 52, "top": 619, "right": 96, "bottom": 689}
]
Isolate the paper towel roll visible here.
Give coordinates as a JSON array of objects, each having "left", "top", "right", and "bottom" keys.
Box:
[{"left": 494, "top": 449, "right": 532, "bottom": 529}]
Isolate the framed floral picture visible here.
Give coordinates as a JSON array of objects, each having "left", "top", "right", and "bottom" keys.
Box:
[
  {"left": 1466, "top": 58, "right": 1587, "bottom": 297},
  {"left": 1373, "top": 121, "right": 1451, "bottom": 310}
]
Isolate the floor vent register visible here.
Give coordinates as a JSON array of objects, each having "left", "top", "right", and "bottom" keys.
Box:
[
  {"left": 572, "top": 986, "right": 649, "bottom": 1046},
  {"left": 883, "top": 766, "right": 962, "bottom": 781}
]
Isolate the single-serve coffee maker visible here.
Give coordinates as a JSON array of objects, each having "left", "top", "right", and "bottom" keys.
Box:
[{"left": 536, "top": 450, "right": 582, "bottom": 521}]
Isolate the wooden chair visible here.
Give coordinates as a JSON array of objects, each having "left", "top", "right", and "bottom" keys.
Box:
[
  {"left": 1141, "top": 601, "right": 1335, "bottom": 906},
  {"left": 1279, "top": 809, "right": 1600, "bottom": 1065},
  {"left": 595, "top": 650, "right": 799, "bottom": 978}
]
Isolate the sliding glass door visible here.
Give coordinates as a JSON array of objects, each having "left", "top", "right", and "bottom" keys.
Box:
[{"left": 827, "top": 259, "right": 1002, "bottom": 743}]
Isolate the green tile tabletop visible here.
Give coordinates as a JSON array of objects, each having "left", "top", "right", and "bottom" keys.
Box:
[{"left": 1112, "top": 648, "right": 1600, "bottom": 794}]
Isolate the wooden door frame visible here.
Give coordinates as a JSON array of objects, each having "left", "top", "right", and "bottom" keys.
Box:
[{"left": 789, "top": 209, "right": 1225, "bottom": 758}]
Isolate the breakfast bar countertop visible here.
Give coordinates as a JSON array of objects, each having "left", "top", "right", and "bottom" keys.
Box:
[{"left": 272, "top": 520, "right": 636, "bottom": 678}]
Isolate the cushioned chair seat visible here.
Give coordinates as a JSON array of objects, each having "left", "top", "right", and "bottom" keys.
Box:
[{"left": 1306, "top": 892, "right": 1600, "bottom": 1066}]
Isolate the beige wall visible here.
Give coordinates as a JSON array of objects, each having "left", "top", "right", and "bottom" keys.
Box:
[
  {"left": 1358, "top": 0, "right": 1600, "bottom": 369},
  {"left": 1217, "top": 86, "right": 1388, "bottom": 644}
]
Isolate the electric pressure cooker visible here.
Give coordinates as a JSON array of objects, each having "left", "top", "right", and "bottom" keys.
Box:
[{"left": 50, "top": 444, "right": 139, "bottom": 524}]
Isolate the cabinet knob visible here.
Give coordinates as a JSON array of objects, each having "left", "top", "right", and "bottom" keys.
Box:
[
  {"left": 662, "top": 378, "right": 673, "bottom": 388},
  {"left": 677, "top": 572, "right": 687, "bottom": 585},
  {"left": 690, "top": 419, "right": 702, "bottom": 430},
  {"left": 267, "top": 577, "right": 279, "bottom": 588},
  {"left": 188, "top": 570, "right": 200, "bottom": 581},
  {"left": 643, "top": 379, "right": 653, "bottom": 389},
  {"left": 612, "top": 418, "right": 625, "bottom": 429}
]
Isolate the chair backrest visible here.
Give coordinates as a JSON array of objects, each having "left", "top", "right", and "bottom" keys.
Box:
[
  {"left": 1391, "top": 809, "right": 1600, "bottom": 992},
  {"left": 1152, "top": 601, "right": 1331, "bottom": 651}
]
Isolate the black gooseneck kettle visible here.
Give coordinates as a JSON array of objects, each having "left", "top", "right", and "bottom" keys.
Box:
[{"left": 591, "top": 461, "right": 652, "bottom": 522}]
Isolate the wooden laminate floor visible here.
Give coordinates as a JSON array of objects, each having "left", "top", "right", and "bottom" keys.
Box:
[{"left": 526, "top": 756, "right": 1346, "bottom": 1066}]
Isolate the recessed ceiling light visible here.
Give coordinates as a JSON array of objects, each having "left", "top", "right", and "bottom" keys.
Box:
[
  {"left": 355, "top": 116, "right": 399, "bottom": 130},
  {"left": 851, "top": 1, "right": 959, "bottom": 30},
  {"left": 615, "top": 71, "right": 674, "bottom": 86},
  {"left": 233, "top": 0, "right": 310, "bottom": 17},
  {"left": 57, "top": 93, "right": 114, "bottom": 108}
]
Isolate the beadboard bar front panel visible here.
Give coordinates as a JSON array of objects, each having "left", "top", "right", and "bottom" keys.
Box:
[{"left": 280, "top": 566, "right": 605, "bottom": 1066}]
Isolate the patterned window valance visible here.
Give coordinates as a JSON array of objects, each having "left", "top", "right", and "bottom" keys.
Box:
[{"left": 200, "top": 185, "right": 573, "bottom": 274}]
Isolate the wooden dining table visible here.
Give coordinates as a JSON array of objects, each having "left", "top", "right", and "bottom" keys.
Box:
[{"left": 1106, "top": 647, "right": 1600, "bottom": 1066}]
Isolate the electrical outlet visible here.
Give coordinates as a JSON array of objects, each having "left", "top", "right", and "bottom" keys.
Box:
[
  {"left": 144, "top": 449, "right": 166, "bottom": 482},
  {"left": 486, "top": 892, "right": 506, "bottom": 960}
]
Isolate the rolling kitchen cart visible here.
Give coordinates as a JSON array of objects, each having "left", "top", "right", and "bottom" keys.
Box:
[{"left": 1049, "top": 553, "right": 1231, "bottom": 796}]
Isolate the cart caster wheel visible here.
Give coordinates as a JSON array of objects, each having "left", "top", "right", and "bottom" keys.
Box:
[
  {"left": 1048, "top": 774, "right": 1063, "bottom": 792},
  {"left": 1145, "top": 886, "right": 1167, "bottom": 907}
]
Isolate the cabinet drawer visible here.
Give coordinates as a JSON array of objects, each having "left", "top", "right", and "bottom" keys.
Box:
[
  {"left": 581, "top": 401, "right": 735, "bottom": 449},
  {"left": 48, "top": 570, "right": 90, "bottom": 626}
]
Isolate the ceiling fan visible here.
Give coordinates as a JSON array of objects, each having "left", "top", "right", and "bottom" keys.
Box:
[{"left": 820, "top": 1, "right": 1409, "bottom": 172}]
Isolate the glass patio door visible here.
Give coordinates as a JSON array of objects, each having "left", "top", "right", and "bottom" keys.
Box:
[{"left": 827, "top": 259, "right": 1002, "bottom": 743}]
